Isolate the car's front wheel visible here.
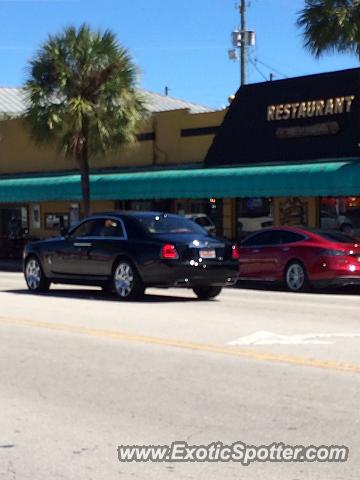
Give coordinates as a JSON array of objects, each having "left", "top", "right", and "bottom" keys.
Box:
[
  {"left": 284, "top": 261, "right": 309, "bottom": 292},
  {"left": 24, "top": 256, "right": 50, "bottom": 292},
  {"left": 113, "top": 260, "right": 144, "bottom": 300},
  {"left": 193, "top": 286, "right": 222, "bottom": 300}
]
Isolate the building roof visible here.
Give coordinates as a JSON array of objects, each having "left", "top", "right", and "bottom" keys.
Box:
[
  {"left": 0, "top": 88, "right": 27, "bottom": 117},
  {"left": 141, "top": 90, "right": 213, "bottom": 114},
  {"left": 0, "top": 87, "right": 213, "bottom": 118}
]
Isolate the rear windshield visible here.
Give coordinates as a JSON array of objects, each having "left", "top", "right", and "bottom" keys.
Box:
[
  {"left": 316, "top": 230, "right": 358, "bottom": 243},
  {"left": 135, "top": 214, "right": 206, "bottom": 235}
]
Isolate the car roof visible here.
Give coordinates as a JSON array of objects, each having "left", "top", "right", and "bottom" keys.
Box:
[
  {"left": 87, "top": 211, "right": 180, "bottom": 219},
  {"left": 249, "top": 226, "right": 310, "bottom": 235},
  {"left": 242, "top": 226, "right": 322, "bottom": 242},
  {"left": 243, "top": 226, "right": 359, "bottom": 243}
]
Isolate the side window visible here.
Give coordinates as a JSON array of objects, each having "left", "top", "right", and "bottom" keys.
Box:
[
  {"left": 241, "top": 232, "right": 268, "bottom": 246},
  {"left": 93, "top": 218, "right": 125, "bottom": 238},
  {"left": 241, "top": 231, "right": 283, "bottom": 246},
  {"left": 279, "top": 231, "right": 305, "bottom": 244},
  {"left": 69, "top": 220, "right": 96, "bottom": 238},
  {"left": 260, "top": 231, "right": 283, "bottom": 245}
]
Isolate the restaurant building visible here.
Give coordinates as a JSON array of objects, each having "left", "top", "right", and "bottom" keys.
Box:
[
  {"left": 205, "top": 67, "right": 360, "bottom": 240},
  {"left": 1, "top": 67, "right": 360, "bottom": 257}
]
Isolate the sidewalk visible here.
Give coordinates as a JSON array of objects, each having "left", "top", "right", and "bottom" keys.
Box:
[{"left": 0, "top": 259, "right": 22, "bottom": 272}]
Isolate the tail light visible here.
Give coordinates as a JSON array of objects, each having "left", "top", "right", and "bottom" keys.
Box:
[
  {"left": 232, "top": 244, "right": 240, "bottom": 260},
  {"left": 161, "top": 244, "right": 179, "bottom": 260}
]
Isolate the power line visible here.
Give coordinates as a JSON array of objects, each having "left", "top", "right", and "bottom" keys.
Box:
[
  {"left": 254, "top": 58, "right": 289, "bottom": 78},
  {"left": 248, "top": 57, "right": 268, "bottom": 81}
]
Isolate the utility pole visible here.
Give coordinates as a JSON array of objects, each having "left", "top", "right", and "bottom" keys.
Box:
[
  {"left": 228, "top": 2, "right": 255, "bottom": 87},
  {"left": 240, "top": 0, "right": 246, "bottom": 86}
]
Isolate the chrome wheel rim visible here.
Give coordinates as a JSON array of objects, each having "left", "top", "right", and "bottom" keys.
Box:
[
  {"left": 114, "top": 263, "right": 134, "bottom": 297},
  {"left": 286, "top": 264, "right": 305, "bottom": 291},
  {"left": 26, "top": 258, "right": 41, "bottom": 290}
]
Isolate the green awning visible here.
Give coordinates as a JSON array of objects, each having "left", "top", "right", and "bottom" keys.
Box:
[{"left": 0, "top": 160, "right": 360, "bottom": 203}]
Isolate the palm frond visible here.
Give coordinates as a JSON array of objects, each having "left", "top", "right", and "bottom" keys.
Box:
[
  {"left": 23, "top": 23, "right": 148, "bottom": 156},
  {"left": 297, "top": 0, "right": 360, "bottom": 59}
]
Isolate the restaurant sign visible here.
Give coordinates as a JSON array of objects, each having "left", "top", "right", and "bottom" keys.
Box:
[
  {"left": 267, "top": 95, "right": 355, "bottom": 122},
  {"left": 205, "top": 68, "right": 360, "bottom": 166}
]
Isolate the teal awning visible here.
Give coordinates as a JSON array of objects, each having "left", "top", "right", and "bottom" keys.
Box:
[{"left": 0, "top": 160, "right": 360, "bottom": 203}]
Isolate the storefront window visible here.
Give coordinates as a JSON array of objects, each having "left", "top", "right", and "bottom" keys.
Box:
[
  {"left": 0, "top": 206, "right": 29, "bottom": 238},
  {"left": 123, "top": 200, "right": 173, "bottom": 212},
  {"left": 320, "top": 197, "right": 360, "bottom": 237},
  {"left": 236, "top": 197, "right": 273, "bottom": 238},
  {"left": 45, "top": 213, "right": 69, "bottom": 230},
  {"left": 176, "top": 199, "right": 209, "bottom": 216},
  {"left": 0, "top": 206, "right": 29, "bottom": 259}
]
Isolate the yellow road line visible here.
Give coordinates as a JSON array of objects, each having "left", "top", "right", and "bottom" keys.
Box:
[{"left": 1, "top": 316, "right": 360, "bottom": 374}]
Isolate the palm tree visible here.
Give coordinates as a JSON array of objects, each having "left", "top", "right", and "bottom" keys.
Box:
[
  {"left": 24, "top": 24, "right": 147, "bottom": 216},
  {"left": 297, "top": 0, "right": 360, "bottom": 59}
]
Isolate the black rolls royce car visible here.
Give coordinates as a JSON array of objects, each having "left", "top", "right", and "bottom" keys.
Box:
[{"left": 23, "top": 212, "right": 239, "bottom": 300}]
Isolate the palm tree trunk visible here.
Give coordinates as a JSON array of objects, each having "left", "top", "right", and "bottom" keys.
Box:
[
  {"left": 79, "top": 116, "right": 91, "bottom": 217},
  {"left": 80, "top": 152, "right": 91, "bottom": 217}
]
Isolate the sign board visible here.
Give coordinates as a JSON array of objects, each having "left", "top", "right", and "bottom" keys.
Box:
[{"left": 205, "top": 68, "right": 360, "bottom": 166}]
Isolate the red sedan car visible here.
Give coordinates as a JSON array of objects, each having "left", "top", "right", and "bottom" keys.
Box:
[{"left": 238, "top": 226, "right": 360, "bottom": 292}]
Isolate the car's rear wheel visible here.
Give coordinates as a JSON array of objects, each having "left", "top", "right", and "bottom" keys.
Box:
[
  {"left": 284, "top": 261, "right": 309, "bottom": 292},
  {"left": 25, "top": 256, "right": 50, "bottom": 292},
  {"left": 113, "top": 260, "right": 144, "bottom": 300},
  {"left": 193, "top": 286, "right": 222, "bottom": 300}
]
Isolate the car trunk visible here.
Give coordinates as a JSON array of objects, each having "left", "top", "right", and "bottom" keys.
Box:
[{"left": 153, "top": 233, "right": 232, "bottom": 262}]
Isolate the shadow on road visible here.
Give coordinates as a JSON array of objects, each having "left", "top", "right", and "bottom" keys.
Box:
[
  {"left": 235, "top": 281, "right": 360, "bottom": 296},
  {"left": 5, "top": 284, "right": 360, "bottom": 301},
  {"left": 4, "top": 288, "right": 201, "bottom": 303}
]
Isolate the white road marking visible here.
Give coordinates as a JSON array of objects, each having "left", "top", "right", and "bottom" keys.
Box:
[{"left": 228, "top": 330, "right": 360, "bottom": 346}]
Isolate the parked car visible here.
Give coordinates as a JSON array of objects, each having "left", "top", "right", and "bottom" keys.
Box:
[
  {"left": 237, "top": 215, "right": 273, "bottom": 234},
  {"left": 320, "top": 209, "right": 360, "bottom": 236},
  {"left": 23, "top": 212, "right": 239, "bottom": 300},
  {"left": 238, "top": 226, "right": 360, "bottom": 292},
  {"left": 185, "top": 213, "right": 216, "bottom": 235}
]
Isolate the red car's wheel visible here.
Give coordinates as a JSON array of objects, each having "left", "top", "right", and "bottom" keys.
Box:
[{"left": 284, "top": 261, "right": 309, "bottom": 292}]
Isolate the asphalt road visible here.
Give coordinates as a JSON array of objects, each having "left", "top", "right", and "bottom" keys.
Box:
[{"left": 0, "top": 272, "right": 359, "bottom": 479}]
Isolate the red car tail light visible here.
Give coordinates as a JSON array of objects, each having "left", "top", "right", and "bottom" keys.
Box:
[
  {"left": 232, "top": 245, "right": 240, "bottom": 260},
  {"left": 161, "top": 244, "right": 179, "bottom": 260}
]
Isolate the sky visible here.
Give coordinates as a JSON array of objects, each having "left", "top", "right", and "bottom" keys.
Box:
[{"left": 0, "top": 0, "right": 359, "bottom": 109}]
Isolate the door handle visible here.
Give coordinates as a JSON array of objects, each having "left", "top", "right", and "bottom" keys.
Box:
[
  {"left": 252, "top": 249, "right": 260, "bottom": 253},
  {"left": 73, "top": 242, "right": 92, "bottom": 247}
]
